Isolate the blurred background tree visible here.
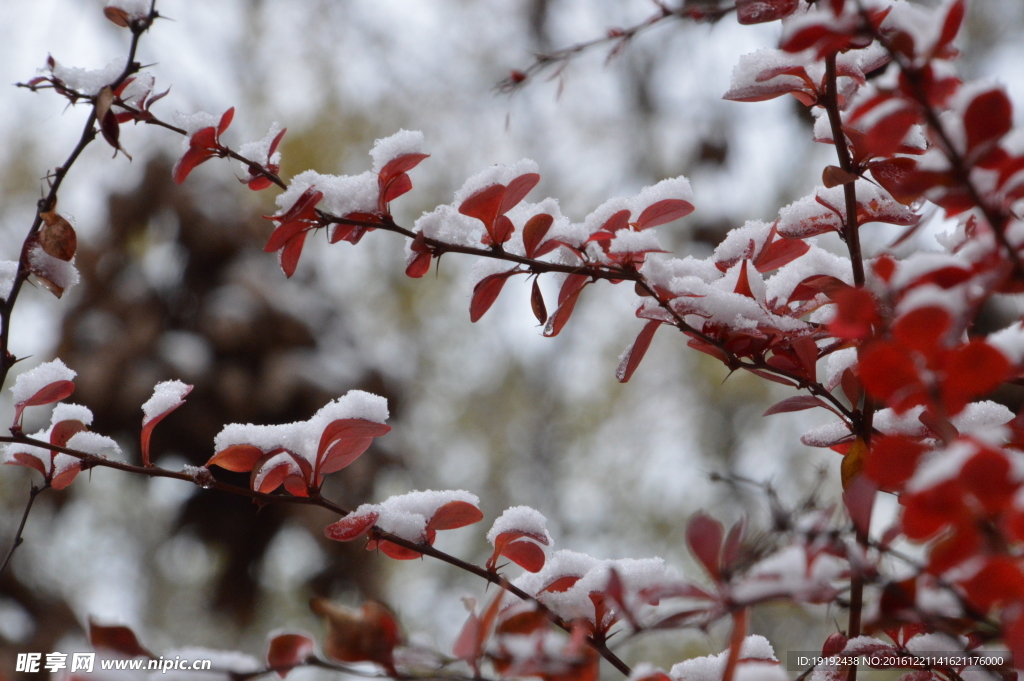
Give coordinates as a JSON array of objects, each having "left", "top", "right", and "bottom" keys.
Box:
[{"left": 2, "top": 0, "right": 1024, "bottom": 675}]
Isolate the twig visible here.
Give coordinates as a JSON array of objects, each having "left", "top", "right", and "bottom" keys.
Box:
[
  {"left": 0, "top": 483, "right": 48, "bottom": 577},
  {"left": 497, "top": 3, "right": 737, "bottom": 93},
  {"left": 821, "top": 51, "right": 871, "bottom": 681}
]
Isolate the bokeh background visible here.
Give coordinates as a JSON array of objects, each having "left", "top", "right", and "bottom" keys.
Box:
[{"left": 2, "top": 0, "right": 1024, "bottom": 677}]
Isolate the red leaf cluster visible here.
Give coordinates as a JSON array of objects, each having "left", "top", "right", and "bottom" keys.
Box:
[{"left": 172, "top": 108, "right": 234, "bottom": 185}]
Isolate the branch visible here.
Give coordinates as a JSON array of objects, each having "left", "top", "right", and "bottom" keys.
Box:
[
  {"left": 0, "top": 482, "right": 48, "bottom": 577},
  {"left": 101, "top": 105, "right": 856, "bottom": 424},
  {"left": 231, "top": 655, "right": 492, "bottom": 681},
  {"left": 2, "top": 5, "right": 158, "bottom": 389},
  {"left": 0, "top": 434, "right": 631, "bottom": 676},
  {"left": 822, "top": 51, "right": 871, "bottom": 680}
]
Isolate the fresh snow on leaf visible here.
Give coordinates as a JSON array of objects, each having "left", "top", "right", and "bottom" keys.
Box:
[
  {"left": 51, "top": 403, "right": 94, "bottom": 426},
  {"left": 171, "top": 111, "right": 221, "bottom": 146},
  {"left": 669, "top": 636, "right": 780, "bottom": 681},
  {"left": 370, "top": 129, "right": 425, "bottom": 174},
  {"left": 452, "top": 159, "right": 540, "bottom": 206},
  {"left": 276, "top": 170, "right": 377, "bottom": 219},
  {"left": 49, "top": 59, "right": 122, "bottom": 96},
  {"left": 487, "top": 505, "right": 552, "bottom": 545},
  {"left": 11, "top": 359, "right": 76, "bottom": 405},
  {"left": 213, "top": 390, "right": 389, "bottom": 466},
  {"left": 105, "top": 0, "right": 150, "bottom": 20},
  {"left": 66, "top": 431, "right": 121, "bottom": 457},
  {"left": 27, "top": 243, "right": 80, "bottom": 290},
  {"left": 238, "top": 122, "right": 283, "bottom": 172},
  {"left": 142, "top": 380, "right": 192, "bottom": 423}
]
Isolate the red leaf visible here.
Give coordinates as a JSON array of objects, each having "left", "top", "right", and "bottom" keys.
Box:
[
  {"left": 317, "top": 419, "right": 391, "bottom": 460},
  {"left": 379, "top": 153, "right": 429, "bottom": 188},
  {"left": 255, "top": 461, "right": 293, "bottom": 493},
  {"left": 319, "top": 438, "right": 373, "bottom": 476},
  {"left": 736, "top": 0, "right": 799, "bottom": 24},
  {"left": 937, "top": 0, "right": 965, "bottom": 52},
  {"left": 7, "top": 453, "right": 47, "bottom": 477},
  {"left": 541, "top": 575, "right": 582, "bottom": 593},
  {"left": 788, "top": 275, "right": 850, "bottom": 302},
  {"left": 265, "top": 219, "right": 313, "bottom": 254},
  {"left": 500, "top": 539, "right": 547, "bottom": 572},
  {"left": 267, "top": 634, "right": 315, "bottom": 678},
  {"left": 733, "top": 260, "right": 755, "bottom": 298},
  {"left": 381, "top": 173, "right": 413, "bottom": 205},
  {"left": 470, "top": 270, "right": 518, "bottom": 322},
  {"left": 104, "top": 6, "right": 131, "bottom": 26},
  {"left": 558, "top": 273, "right": 589, "bottom": 306},
  {"left": 964, "top": 89, "right": 1012, "bottom": 153},
  {"left": 280, "top": 230, "right": 308, "bottom": 278},
  {"left": 822, "top": 165, "right": 859, "bottom": 188},
  {"left": 405, "top": 251, "right": 432, "bottom": 278},
  {"left": 635, "top": 199, "right": 694, "bottom": 229},
  {"left": 762, "top": 395, "right": 830, "bottom": 416},
  {"left": 722, "top": 519, "right": 744, "bottom": 569},
  {"left": 325, "top": 511, "right": 379, "bottom": 541},
  {"left": 459, "top": 184, "right": 504, "bottom": 229},
  {"left": 172, "top": 146, "right": 216, "bottom": 184},
  {"left": 747, "top": 368, "right": 798, "bottom": 387},
  {"left": 543, "top": 286, "right": 585, "bottom": 337},
  {"left": 248, "top": 176, "right": 274, "bottom": 191},
  {"left": 491, "top": 214, "right": 515, "bottom": 245},
  {"left": 375, "top": 540, "right": 424, "bottom": 560},
  {"left": 600, "top": 210, "right": 631, "bottom": 235},
  {"left": 207, "top": 444, "right": 265, "bottom": 472},
  {"left": 828, "top": 287, "right": 879, "bottom": 339},
  {"left": 269, "top": 128, "right": 288, "bottom": 158},
  {"left": 893, "top": 307, "right": 950, "bottom": 358},
  {"left": 90, "top": 620, "right": 153, "bottom": 658},
  {"left": 842, "top": 471, "right": 877, "bottom": 537},
  {"left": 100, "top": 109, "right": 122, "bottom": 154},
  {"left": 453, "top": 593, "right": 502, "bottom": 664},
  {"left": 616, "top": 320, "right": 660, "bottom": 383},
  {"left": 864, "top": 435, "right": 927, "bottom": 490},
  {"left": 50, "top": 464, "right": 81, "bottom": 490},
  {"left": 427, "top": 500, "right": 484, "bottom": 532},
  {"left": 686, "top": 513, "right": 724, "bottom": 581},
  {"left": 868, "top": 157, "right": 920, "bottom": 206},
  {"left": 792, "top": 336, "right": 818, "bottom": 382},
  {"left": 453, "top": 612, "right": 483, "bottom": 662},
  {"left": 961, "top": 557, "right": 1024, "bottom": 611},
  {"left": 941, "top": 341, "right": 1011, "bottom": 414},
  {"left": 283, "top": 474, "right": 308, "bottom": 497},
  {"left": 13, "top": 378, "right": 74, "bottom": 430},
  {"left": 20, "top": 380, "right": 75, "bottom": 408},
  {"left": 498, "top": 173, "right": 540, "bottom": 215},
  {"left": 531, "top": 278, "right": 548, "bottom": 325},
  {"left": 961, "top": 448, "right": 1015, "bottom": 514},
  {"left": 753, "top": 234, "right": 809, "bottom": 273},
  {"left": 864, "top": 108, "right": 919, "bottom": 158},
  {"left": 218, "top": 107, "right": 235, "bottom": 135},
  {"left": 523, "top": 213, "right": 554, "bottom": 259},
  {"left": 859, "top": 342, "right": 924, "bottom": 412},
  {"left": 841, "top": 368, "right": 862, "bottom": 405}
]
